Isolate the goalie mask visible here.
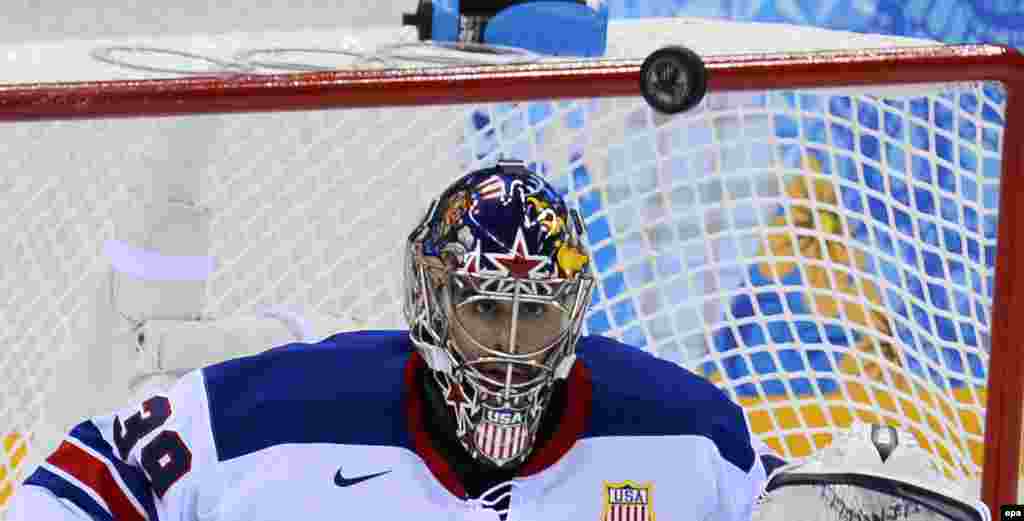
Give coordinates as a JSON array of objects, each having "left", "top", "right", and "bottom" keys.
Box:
[{"left": 403, "top": 160, "right": 593, "bottom": 468}]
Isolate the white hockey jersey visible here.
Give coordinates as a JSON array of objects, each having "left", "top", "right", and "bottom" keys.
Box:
[{"left": 10, "top": 331, "right": 767, "bottom": 521}]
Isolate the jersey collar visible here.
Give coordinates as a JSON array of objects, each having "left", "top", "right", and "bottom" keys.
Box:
[{"left": 404, "top": 350, "right": 592, "bottom": 498}]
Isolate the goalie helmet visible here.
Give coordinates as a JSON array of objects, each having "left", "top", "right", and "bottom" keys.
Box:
[{"left": 403, "top": 160, "right": 593, "bottom": 468}]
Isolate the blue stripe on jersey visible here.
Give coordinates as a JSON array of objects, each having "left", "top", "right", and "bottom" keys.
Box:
[
  {"left": 203, "top": 330, "right": 415, "bottom": 462},
  {"left": 24, "top": 466, "right": 115, "bottom": 521},
  {"left": 69, "top": 421, "right": 158, "bottom": 521},
  {"left": 576, "top": 335, "right": 757, "bottom": 473}
]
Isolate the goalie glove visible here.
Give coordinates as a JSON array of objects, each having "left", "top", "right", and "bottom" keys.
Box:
[{"left": 752, "top": 423, "right": 990, "bottom": 521}]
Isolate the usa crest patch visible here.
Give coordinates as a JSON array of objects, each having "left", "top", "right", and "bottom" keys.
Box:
[{"left": 601, "top": 481, "right": 654, "bottom": 521}]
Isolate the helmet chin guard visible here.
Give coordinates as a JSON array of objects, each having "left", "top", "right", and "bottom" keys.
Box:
[{"left": 403, "top": 161, "right": 593, "bottom": 468}]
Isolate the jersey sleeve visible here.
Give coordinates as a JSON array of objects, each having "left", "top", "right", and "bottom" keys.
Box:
[
  {"left": 751, "top": 436, "right": 789, "bottom": 477},
  {"left": 709, "top": 419, "right": 770, "bottom": 521},
  {"left": 7, "top": 369, "right": 216, "bottom": 521}
]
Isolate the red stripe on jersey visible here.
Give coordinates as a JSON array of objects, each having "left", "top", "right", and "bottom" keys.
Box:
[
  {"left": 517, "top": 360, "right": 591, "bottom": 477},
  {"left": 46, "top": 440, "right": 146, "bottom": 521}
]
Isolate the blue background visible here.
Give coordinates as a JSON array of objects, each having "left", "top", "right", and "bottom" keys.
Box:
[{"left": 613, "top": 0, "right": 1024, "bottom": 49}]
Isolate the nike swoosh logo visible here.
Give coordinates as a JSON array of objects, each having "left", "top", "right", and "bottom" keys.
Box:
[{"left": 334, "top": 468, "right": 391, "bottom": 487}]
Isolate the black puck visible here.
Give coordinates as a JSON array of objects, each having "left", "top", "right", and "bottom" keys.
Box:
[{"left": 640, "top": 46, "right": 707, "bottom": 115}]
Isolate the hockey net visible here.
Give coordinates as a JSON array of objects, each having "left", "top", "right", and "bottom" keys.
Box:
[{"left": 1, "top": 17, "right": 1023, "bottom": 517}]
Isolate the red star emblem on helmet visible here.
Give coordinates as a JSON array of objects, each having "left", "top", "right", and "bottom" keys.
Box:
[
  {"left": 484, "top": 228, "right": 550, "bottom": 279},
  {"left": 445, "top": 381, "right": 468, "bottom": 406},
  {"left": 439, "top": 374, "right": 477, "bottom": 437}
]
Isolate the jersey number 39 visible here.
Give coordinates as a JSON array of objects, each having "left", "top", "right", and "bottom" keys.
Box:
[{"left": 113, "top": 396, "right": 193, "bottom": 498}]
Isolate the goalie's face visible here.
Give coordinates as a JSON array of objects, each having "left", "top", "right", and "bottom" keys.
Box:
[
  {"left": 403, "top": 162, "right": 593, "bottom": 469},
  {"left": 448, "top": 276, "right": 575, "bottom": 389}
]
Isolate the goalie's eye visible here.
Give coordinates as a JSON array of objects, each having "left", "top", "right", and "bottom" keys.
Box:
[
  {"left": 474, "top": 299, "right": 499, "bottom": 317},
  {"left": 520, "top": 302, "right": 547, "bottom": 319},
  {"left": 468, "top": 299, "right": 548, "bottom": 320}
]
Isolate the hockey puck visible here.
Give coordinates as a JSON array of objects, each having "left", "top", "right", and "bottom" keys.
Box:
[{"left": 639, "top": 46, "right": 707, "bottom": 115}]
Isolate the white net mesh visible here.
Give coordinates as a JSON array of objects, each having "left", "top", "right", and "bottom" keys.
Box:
[{"left": 0, "top": 52, "right": 1013, "bottom": 516}]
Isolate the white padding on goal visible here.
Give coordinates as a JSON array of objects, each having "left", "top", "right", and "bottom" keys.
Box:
[
  {"left": 128, "top": 308, "right": 355, "bottom": 400},
  {"left": 0, "top": 17, "right": 944, "bottom": 84},
  {"left": 605, "top": 17, "right": 942, "bottom": 57},
  {"left": 104, "top": 239, "right": 216, "bottom": 281}
]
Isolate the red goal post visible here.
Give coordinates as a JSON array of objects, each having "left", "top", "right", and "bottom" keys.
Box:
[{"left": 1, "top": 39, "right": 1022, "bottom": 513}]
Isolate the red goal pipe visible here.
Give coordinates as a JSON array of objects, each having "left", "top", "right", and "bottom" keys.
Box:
[
  {"left": 1, "top": 44, "right": 1023, "bottom": 512},
  {"left": 0, "top": 44, "right": 1020, "bottom": 121},
  {"left": 987, "top": 66, "right": 1024, "bottom": 510}
]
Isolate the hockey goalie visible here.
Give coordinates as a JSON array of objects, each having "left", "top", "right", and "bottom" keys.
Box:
[{"left": 7, "top": 162, "right": 990, "bottom": 520}]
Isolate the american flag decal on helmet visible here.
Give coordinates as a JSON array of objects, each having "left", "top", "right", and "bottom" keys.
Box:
[
  {"left": 477, "top": 174, "right": 506, "bottom": 200},
  {"left": 601, "top": 481, "right": 655, "bottom": 521},
  {"left": 474, "top": 418, "right": 530, "bottom": 464}
]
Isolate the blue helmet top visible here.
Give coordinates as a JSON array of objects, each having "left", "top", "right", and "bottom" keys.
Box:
[{"left": 413, "top": 161, "right": 590, "bottom": 281}]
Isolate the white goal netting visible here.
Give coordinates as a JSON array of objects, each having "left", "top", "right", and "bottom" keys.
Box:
[{"left": 0, "top": 17, "right": 1018, "bottom": 516}]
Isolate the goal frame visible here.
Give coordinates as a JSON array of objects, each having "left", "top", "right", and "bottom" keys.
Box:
[{"left": 1, "top": 43, "right": 1022, "bottom": 511}]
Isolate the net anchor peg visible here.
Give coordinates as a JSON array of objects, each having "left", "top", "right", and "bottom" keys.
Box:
[{"left": 640, "top": 45, "right": 707, "bottom": 115}]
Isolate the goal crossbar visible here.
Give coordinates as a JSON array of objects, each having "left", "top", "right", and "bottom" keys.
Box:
[{"left": 0, "top": 44, "right": 1019, "bottom": 121}]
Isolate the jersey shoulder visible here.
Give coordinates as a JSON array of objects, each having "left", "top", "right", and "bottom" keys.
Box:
[
  {"left": 202, "top": 330, "right": 414, "bottom": 461},
  {"left": 575, "top": 335, "right": 755, "bottom": 472}
]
